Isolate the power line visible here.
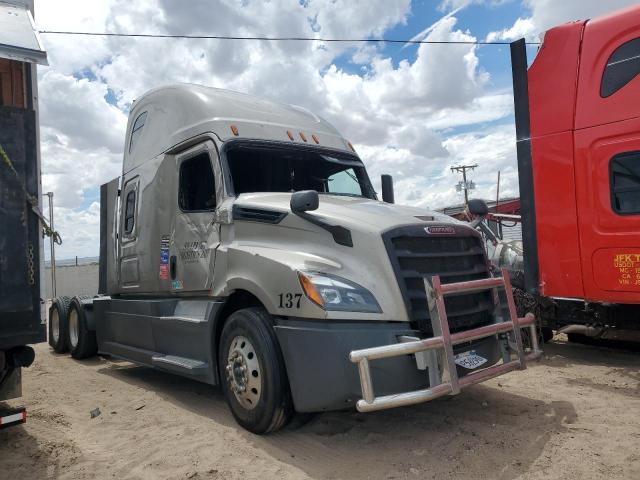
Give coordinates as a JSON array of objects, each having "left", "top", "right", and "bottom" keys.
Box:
[{"left": 37, "top": 30, "right": 539, "bottom": 46}]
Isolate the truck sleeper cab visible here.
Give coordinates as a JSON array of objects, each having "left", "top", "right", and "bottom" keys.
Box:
[
  {"left": 511, "top": 5, "right": 640, "bottom": 335},
  {"left": 57, "top": 85, "right": 539, "bottom": 434}
]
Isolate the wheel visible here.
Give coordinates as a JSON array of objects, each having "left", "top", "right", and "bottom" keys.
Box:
[
  {"left": 218, "top": 307, "right": 293, "bottom": 434},
  {"left": 66, "top": 296, "right": 98, "bottom": 359},
  {"left": 49, "top": 296, "right": 71, "bottom": 353}
]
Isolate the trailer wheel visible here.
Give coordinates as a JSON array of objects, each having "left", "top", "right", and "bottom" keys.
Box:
[
  {"left": 218, "top": 307, "right": 293, "bottom": 434},
  {"left": 66, "top": 296, "right": 98, "bottom": 360},
  {"left": 48, "top": 296, "right": 71, "bottom": 353}
]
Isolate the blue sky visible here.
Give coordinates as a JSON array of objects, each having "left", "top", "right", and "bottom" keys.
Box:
[{"left": 33, "top": 0, "right": 639, "bottom": 259}]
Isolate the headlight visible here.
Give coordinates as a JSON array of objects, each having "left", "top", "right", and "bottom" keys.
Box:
[{"left": 297, "top": 271, "right": 381, "bottom": 313}]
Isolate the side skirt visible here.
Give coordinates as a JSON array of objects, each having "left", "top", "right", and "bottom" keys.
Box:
[{"left": 93, "top": 297, "right": 224, "bottom": 385}]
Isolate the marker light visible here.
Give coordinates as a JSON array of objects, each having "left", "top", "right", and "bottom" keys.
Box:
[
  {"left": 287, "top": 130, "right": 294, "bottom": 140},
  {"left": 299, "top": 132, "right": 307, "bottom": 142},
  {"left": 230, "top": 125, "right": 239, "bottom": 136},
  {"left": 298, "top": 272, "right": 324, "bottom": 308},
  {"left": 312, "top": 134, "right": 320, "bottom": 144}
]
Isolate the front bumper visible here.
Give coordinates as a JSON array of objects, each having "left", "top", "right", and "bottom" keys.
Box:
[
  {"left": 350, "top": 272, "right": 542, "bottom": 412},
  {"left": 275, "top": 270, "right": 542, "bottom": 414},
  {"left": 274, "top": 319, "right": 504, "bottom": 413}
]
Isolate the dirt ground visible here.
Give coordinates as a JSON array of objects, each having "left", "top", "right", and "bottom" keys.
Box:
[{"left": 1, "top": 337, "right": 639, "bottom": 480}]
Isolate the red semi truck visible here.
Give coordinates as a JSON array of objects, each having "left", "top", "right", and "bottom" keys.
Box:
[{"left": 508, "top": 5, "right": 640, "bottom": 339}]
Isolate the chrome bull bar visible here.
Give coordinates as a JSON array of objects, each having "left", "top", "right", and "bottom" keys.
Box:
[{"left": 349, "top": 269, "right": 542, "bottom": 413}]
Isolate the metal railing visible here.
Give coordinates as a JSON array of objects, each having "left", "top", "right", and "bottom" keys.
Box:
[{"left": 349, "top": 269, "right": 542, "bottom": 413}]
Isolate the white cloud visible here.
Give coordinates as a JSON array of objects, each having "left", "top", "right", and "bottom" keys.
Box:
[
  {"left": 438, "top": 0, "right": 510, "bottom": 13},
  {"left": 362, "top": 124, "right": 518, "bottom": 210},
  {"left": 39, "top": 71, "right": 127, "bottom": 153},
  {"left": 486, "top": 17, "right": 535, "bottom": 42},
  {"left": 32, "top": 0, "right": 521, "bottom": 257},
  {"left": 42, "top": 202, "right": 102, "bottom": 259},
  {"left": 486, "top": 0, "right": 640, "bottom": 42},
  {"left": 34, "top": 0, "right": 114, "bottom": 74}
]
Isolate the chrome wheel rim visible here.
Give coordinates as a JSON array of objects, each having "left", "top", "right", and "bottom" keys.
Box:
[
  {"left": 226, "top": 335, "right": 261, "bottom": 410},
  {"left": 69, "top": 308, "right": 79, "bottom": 349},
  {"left": 51, "top": 309, "right": 60, "bottom": 343}
]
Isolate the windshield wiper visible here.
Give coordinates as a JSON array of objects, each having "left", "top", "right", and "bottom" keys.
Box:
[{"left": 318, "top": 192, "right": 365, "bottom": 198}]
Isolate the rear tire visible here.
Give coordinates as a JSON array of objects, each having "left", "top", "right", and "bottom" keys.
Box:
[
  {"left": 66, "top": 296, "right": 98, "bottom": 359},
  {"left": 48, "top": 296, "right": 71, "bottom": 353},
  {"left": 218, "top": 307, "right": 293, "bottom": 434}
]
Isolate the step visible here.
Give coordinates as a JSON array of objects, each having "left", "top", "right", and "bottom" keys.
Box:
[{"left": 151, "top": 354, "right": 208, "bottom": 374}]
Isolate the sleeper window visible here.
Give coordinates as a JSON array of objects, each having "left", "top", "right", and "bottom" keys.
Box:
[
  {"left": 179, "top": 153, "right": 216, "bottom": 211},
  {"left": 610, "top": 152, "right": 640, "bottom": 215},
  {"left": 128, "top": 111, "right": 148, "bottom": 153},
  {"left": 601, "top": 38, "right": 640, "bottom": 98},
  {"left": 124, "top": 190, "right": 136, "bottom": 234}
]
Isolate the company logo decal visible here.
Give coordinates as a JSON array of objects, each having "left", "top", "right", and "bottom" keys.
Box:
[
  {"left": 179, "top": 241, "right": 208, "bottom": 263},
  {"left": 425, "top": 225, "right": 456, "bottom": 235}
]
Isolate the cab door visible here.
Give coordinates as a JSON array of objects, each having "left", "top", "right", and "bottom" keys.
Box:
[
  {"left": 168, "top": 140, "right": 223, "bottom": 294},
  {"left": 118, "top": 176, "right": 141, "bottom": 289},
  {"left": 574, "top": 17, "right": 640, "bottom": 304}
]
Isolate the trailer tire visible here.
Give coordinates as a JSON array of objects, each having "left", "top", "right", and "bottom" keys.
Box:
[
  {"left": 218, "top": 307, "right": 293, "bottom": 434},
  {"left": 66, "top": 296, "right": 98, "bottom": 360},
  {"left": 48, "top": 296, "right": 71, "bottom": 353}
]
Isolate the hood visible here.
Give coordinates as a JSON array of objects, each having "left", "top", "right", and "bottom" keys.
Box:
[{"left": 233, "top": 192, "right": 464, "bottom": 233}]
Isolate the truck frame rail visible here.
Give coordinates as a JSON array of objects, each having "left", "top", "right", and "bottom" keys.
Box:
[{"left": 349, "top": 269, "right": 542, "bottom": 413}]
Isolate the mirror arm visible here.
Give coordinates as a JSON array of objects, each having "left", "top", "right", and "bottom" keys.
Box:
[{"left": 293, "top": 211, "right": 353, "bottom": 247}]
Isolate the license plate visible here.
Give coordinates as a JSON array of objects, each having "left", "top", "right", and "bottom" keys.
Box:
[{"left": 454, "top": 350, "right": 487, "bottom": 370}]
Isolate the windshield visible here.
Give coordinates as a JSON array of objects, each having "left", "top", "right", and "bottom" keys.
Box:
[{"left": 226, "top": 143, "right": 376, "bottom": 199}]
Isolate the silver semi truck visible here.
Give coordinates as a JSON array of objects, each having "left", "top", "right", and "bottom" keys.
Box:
[{"left": 50, "top": 84, "right": 540, "bottom": 434}]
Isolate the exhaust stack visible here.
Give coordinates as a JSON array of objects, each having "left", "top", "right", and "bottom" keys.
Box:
[{"left": 510, "top": 39, "right": 539, "bottom": 295}]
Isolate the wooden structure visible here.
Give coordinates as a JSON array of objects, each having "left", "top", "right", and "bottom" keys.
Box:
[{"left": 0, "top": 58, "right": 26, "bottom": 108}]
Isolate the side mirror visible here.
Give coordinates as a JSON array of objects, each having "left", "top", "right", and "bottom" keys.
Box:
[
  {"left": 381, "top": 174, "right": 394, "bottom": 204},
  {"left": 290, "top": 190, "right": 319, "bottom": 213},
  {"left": 467, "top": 198, "right": 489, "bottom": 217}
]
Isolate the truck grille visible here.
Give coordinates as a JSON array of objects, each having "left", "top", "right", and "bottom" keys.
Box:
[{"left": 383, "top": 225, "right": 493, "bottom": 335}]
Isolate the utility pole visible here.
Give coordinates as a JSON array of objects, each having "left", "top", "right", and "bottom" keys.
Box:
[
  {"left": 44, "top": 192, "right": 56, "bottom": 298},
  {"left": 451, "top": 164, "right": 478, "bottom": 205},
  {"left": 495, "top": 170, "right": 501, "bottom": 210}
]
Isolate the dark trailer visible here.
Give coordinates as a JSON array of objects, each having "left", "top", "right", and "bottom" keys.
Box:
[{"left": 0, "top": 0, "right": 48, "bottom": 429}]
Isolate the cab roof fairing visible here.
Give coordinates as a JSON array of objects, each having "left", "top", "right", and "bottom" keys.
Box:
[{"left": 123, "top": 84, "right": 354, "bottom": 173}]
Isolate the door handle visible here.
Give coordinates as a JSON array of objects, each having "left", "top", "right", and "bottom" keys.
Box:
[{"left": 170, "top": 255, "right": 177, "bottom": 280}]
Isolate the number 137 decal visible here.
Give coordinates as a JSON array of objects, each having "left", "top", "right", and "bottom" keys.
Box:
[{"left": 278, "top": 293, "right": 302, "bottom": 308}]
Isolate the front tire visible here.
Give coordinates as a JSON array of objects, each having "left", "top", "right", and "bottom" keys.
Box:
[
  {"left": 66, "top": 296, "right": 98, "bottom": 359},
  {"left": 49, "top": 296, "right": 71, "bottom": 353},
  {"left": 218, "top": 307, "right": 293, "bottom": 434}
]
